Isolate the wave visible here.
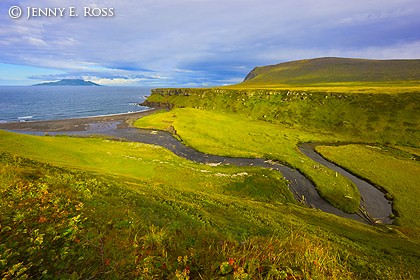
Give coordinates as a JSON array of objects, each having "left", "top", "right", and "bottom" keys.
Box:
[
  {"left": 74, "top": 108, "right": 152, "bottom": 119},
  {"left": 18, "top": 116, "right": 34, "bottom": 120},
  {"left": 0, "top": 86, "right": 152, "bottom": 122}
]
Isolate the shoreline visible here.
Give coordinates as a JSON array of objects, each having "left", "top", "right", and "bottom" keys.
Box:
[{"left": 0, "top": 108, "right": 157, "bottom": 132}]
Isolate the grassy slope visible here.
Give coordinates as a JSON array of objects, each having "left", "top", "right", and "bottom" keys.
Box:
[
  {"left": 1, "top": 130, "right": 420, "bottom": 279},
  {"left": 0, "top": 130, "right": 294, "bottom": 203},
  {"left": 242, "top": 57, "right": 420, "bottom": 85},
  {"left": 134, "top": 108, "right": 361, "bottom": 213},
  {"left": 315, "top": 144, "right": 420, "bottom": 229},
  {"left": 145, "top": 87, "right": 419, "bottom": 147},
  {"left": 394, "top": 145, "right": 420, "bottom": 157}
]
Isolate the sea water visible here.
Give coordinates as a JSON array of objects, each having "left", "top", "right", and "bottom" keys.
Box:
[{"left": 0, "top": 86, "right": 152, "bottom": 123}]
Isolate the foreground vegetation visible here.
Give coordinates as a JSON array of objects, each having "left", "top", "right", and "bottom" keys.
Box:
[{"left": 1, "top": 130, "right": 420, "bottom": 279}]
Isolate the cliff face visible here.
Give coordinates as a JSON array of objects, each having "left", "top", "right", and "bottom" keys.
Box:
[
  {"left": 243, "top": 67, "right": 259, "bottom": 81},
  {"left": 143, "top": 87, "right": 419, "bottom": 147}
]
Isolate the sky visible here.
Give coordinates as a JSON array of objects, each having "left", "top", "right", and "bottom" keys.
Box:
[{"left": 0, "top": 0, "right": 420, "bottom": 86}]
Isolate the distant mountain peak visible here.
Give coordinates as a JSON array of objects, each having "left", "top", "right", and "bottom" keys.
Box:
[{"left": 33, "top": 79, "right": 101, "bottom": 86}]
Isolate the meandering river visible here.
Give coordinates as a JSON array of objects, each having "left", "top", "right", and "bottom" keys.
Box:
[{"left": 3, "top": 116, "right": 393, "bottom": 225}]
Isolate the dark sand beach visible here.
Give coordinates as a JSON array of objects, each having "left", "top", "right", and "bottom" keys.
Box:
[{"left": 0, "top": 109, "right": 157, "bottom": 132}]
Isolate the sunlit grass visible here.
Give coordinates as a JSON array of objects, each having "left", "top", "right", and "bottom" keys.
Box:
[
  {"left": 0, "top": 130, "right": 295, "bottom": 203},
  {"left": 393, "top": 145, "right": 420, "bottom": 157},
  {"left": 144, "top": 87, "right": 419, "bottom": 147},
  {"left": 135, "top": 108, "right": 361, "bottom": 213},
  {"left": 226, "top": 82, "right": 420, "bottom": 94}
]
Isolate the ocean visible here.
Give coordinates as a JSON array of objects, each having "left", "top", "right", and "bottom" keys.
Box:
[{"left": 0, "top": 86, "right": 152, "bottom": 123}]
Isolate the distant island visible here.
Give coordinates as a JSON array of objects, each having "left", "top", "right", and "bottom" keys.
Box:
[{"left": 33, "top": 79, "right": 101, "bottom": 86}]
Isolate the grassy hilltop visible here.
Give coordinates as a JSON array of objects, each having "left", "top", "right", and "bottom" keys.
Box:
[
  {"left": 241, "top": 57, "right": 420, "bottom": 86},
  {"left": 1, "top": 57, "right": 420, "bottom": 279}
]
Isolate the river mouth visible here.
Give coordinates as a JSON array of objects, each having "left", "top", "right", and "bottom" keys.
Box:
[{"left": 1, "top": 115, "right": 393, "bottom": 225}]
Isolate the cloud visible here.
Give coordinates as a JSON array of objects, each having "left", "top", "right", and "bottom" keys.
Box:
[
  {"left": 87, "top": 77, "right": 152, "bottom": 86},
  {"left": 1, "top": 0, "right": 419, "bottom": 85}
]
